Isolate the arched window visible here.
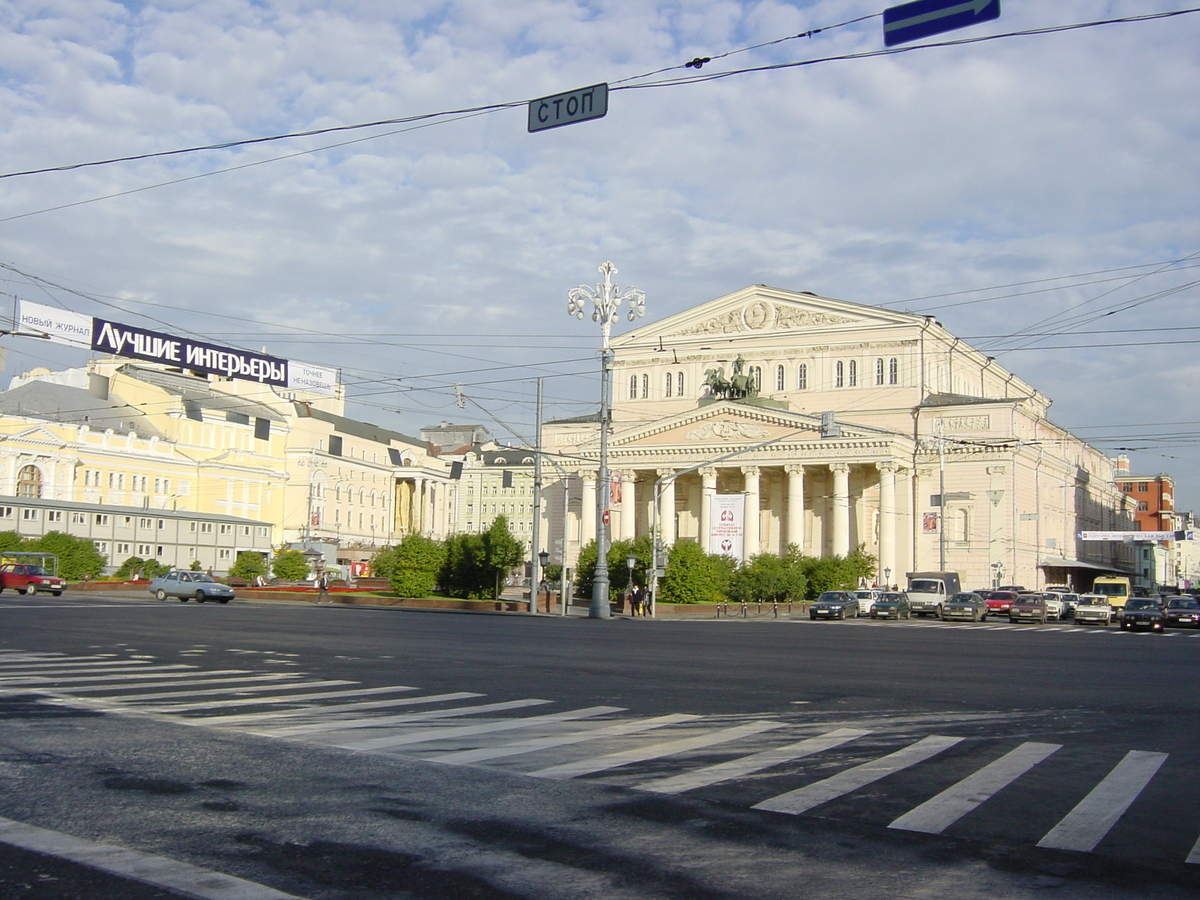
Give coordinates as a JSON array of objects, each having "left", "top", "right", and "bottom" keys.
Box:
[
  {"left": 676, "top": 371, "right": 684, "bottom": 397},
  {"left": 847, "top": 360, "right": 857, "bottom": 387},
  {"left": 16, "top": 465, "right": 41, "bottom": 498},
  {"left": 797, "top": 363, "right": 807, "bottom": 390},
  {"left": 641, "top": 374, "right": 649, "bottom": 399},
  {"left": 889, "top": 357, "right": 899, "bottom": 385},
  {"left": 664, "top": 372, "right": 673, "bottom": 398},
  {"left": 835, "top": 361, "right": 844, "bottom": 388},
  {"left": 749, "top": 366, "right": 762, "bottom": 391},
  {"left": 775, "top": 365, "right": 785, "bottom": 392},
  {"left": 875, "top": 358, "right": 885, "bottom": 386},
  {"left": 629, "top": 375, "right": 638, "bottom": 400}
]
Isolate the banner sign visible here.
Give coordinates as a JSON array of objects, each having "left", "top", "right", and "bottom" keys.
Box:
[
  {"left": 709, "top": 493, "right": 745, "bottom": 560},
  {"left": 1077, "top": 531, "right": 1179, "bottom": 542},
  {"left": 16, "top": 300, "right": 336, "bottom": 395},
  {"left": 93, "top": 318, "right": 289, "bottom": 386},
  {"left": 15, "top": 300, "right": 92, "bottom": 347}
]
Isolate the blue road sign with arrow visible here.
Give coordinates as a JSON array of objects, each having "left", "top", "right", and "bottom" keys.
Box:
[{"left": 883, "top": 0, "right": 1000, "bottom": 47}]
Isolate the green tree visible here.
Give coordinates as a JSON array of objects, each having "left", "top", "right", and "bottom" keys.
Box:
[
  {"left": 229, "top": 551, "right": 268, "bottom": 582},
  {"left": 140, "top": 559, "right": 169, "bottom": 579},
  {"left": 24, "top": 531, "right": 106, "bottom": 582},
  {"left": 574, "top": 535, "right": 655, "bottom": 598},
  {"left": 114, "top": 556, "right": 147, "bottom": 579},
  {"left": 440, "top": 533, "right": 488, "bottom": 599},
  {"left": 798, "top": 545, "right": 877, "bottom": 599},
  {"left": 271, "top": 549, "right": 310, "bottom": 581},
  {"left": 728, "top": 551, "right": 807, "bottom": 604},
  {"left": 0, "top": 531, "right": 24, "bottom": 553},
  {"left": 659, "top": 540, "right": 727, "bottom": 605},
  {"left": 189, "top": 559, "right": 203, "bottom": 572},
  {"left": 373, "top": 534, "right": 446, "bottom": 598},
  {"left": 482, "top": 516, "right": 524, "bottom": 600}
]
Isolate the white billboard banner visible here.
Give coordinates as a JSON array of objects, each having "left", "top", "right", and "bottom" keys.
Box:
[
  {"left": 1078, "top": 531, "right": 1178, "bottom": 541},
  {"left": 17, "top": 300, "right": 93, "bottom": 347},
  {"left": 710, "top": 493, "right": 745, "bottom": 560},
  {"left": 287, "top": 361, "right": 338, "bottom": 396}
]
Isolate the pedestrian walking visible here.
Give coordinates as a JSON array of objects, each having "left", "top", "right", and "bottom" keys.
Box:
[
  {"left": 632, "top": 584, "right": 646, "bottom": 617},
  {"left": 316, "top": 570, "right": 331, "bottom": 604}
]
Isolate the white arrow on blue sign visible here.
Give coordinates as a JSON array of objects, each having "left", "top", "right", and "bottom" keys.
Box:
[{"left": 883, "top": 0, "right": 1000, "bottom": 47}]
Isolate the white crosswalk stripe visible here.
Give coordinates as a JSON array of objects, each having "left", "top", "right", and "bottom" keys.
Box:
[
  {"left": 752, "top": 735, "right": 964, "bottom": 815},
  {"left": 138, "top": 683, "right": 418, "bottom": 713},
  {"left": 638, "top": 727, "right": 871, "bottom": 795},
  {"left": 258, "top": 698, "right": 554, "bottom": 738},
  {"left": 202, "top": 691, "right": 483, "bottom": 726},
  {"left": 335, "top": 706, "right": 626, "bottom": 751},
  {"left": 529, "top": 721, "right": 785, "bottom": 780},
  {"left": 1037, "top": 750, "right": 1169, "bottom": 852},
  {"left": 888, "top": 741, "right": 1062, "bottom": 834},
  {"left": 429, "top": 713, "right": 700, "bottom": 765}
]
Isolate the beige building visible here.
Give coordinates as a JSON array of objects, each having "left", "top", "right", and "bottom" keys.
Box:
[
  {"left": 0, "top": 358, "right": 451, "bottom": 572},
  {"left": 541, "top": 284, "right": 1135, "bottom": 590}
]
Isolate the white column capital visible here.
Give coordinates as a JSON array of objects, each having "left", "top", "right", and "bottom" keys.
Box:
[{"left": 829, "top": 462, "right": 851, "bottom": 476}]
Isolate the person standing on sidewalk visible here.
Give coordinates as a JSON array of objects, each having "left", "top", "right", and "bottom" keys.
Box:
[{"left": 316, "top": 570, "right": 331, "bottom": 604}]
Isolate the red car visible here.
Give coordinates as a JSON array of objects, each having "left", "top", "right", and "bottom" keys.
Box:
[
  {"left": 0, "top": 563, "right": 66, "bottom": 596},
  {"left": 983, "top": 590, "right": 1018, "bottom": 615}
]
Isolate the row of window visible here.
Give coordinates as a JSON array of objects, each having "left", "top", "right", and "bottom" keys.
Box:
[
  {"left": 79, "top": 470, "right": 172, "bottom": 494},
  {"left": 98, "top": 542, "right": 234, "bottom": 562},
  {"left": 1119, "top": 482, "right": 1151, "bottom": 494},
  {"left": 627, "top": 358, "right": 903, "bottom": 399},
  {"left": 0, "top": 505, "right": 268, "bottom": 537}
]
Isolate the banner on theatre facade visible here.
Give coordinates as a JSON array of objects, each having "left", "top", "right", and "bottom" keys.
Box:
[
  {"left": 709, "top": 493, "right": 745, "bottom": 560},
  {"left": 16, "top": 300, "right": 93, "bottom": 347}
]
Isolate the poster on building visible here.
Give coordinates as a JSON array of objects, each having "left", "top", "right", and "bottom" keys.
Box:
[
  {"left": 610, "top": 474, "right": 622, "bottom": 506},
  {"left": 16, "top": 300, "right": 93, "bottom": 347},
  {"left": 923, "top": 512, "right": 939, "bottom": 533},
  {"left": 710, "top": 493, "right": 745, "bottom": 560}
]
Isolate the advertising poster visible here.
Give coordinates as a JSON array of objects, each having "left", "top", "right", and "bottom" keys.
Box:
[{"left": 710, "top": 493, "right": 745, "bottom": 560}]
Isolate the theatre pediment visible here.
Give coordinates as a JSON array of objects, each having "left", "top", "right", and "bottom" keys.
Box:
[{"left": 612, "top": 285, "right": 922, "bottom": 349}]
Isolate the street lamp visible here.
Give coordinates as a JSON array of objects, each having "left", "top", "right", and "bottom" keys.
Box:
[
  {"left": 538, "top": 550, "right": 550, "bottom": 612},
  {"left": 626, "top": 552, "right": 637, "bottom": 613},
  {"left": 884, "top": 566, "right": 892, "bottom": 588},
  {"left": 568, "top": 261, "right": 645, "bottom": 619}
]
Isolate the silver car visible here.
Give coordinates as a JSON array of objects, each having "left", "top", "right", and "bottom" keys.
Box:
[{"left": 149, "top": 570, "right": 235, "bottom": 604}]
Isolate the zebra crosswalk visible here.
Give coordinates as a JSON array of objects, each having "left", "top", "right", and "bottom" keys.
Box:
[{"left": 1, "top": 648, "right": 1195, "bottom": 868}]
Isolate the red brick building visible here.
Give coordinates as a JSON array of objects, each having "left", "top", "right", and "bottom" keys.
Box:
[{"left": 1114, "top": 455, "right": 1177, "bottom": 533}]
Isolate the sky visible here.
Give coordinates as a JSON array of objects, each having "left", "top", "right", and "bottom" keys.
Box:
[{"left": 0, "top": 0, "right": 1198, "bottom": 510}]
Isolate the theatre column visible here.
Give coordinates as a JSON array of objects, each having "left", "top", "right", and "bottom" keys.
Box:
[
  {"left": 580, "top": 473, "right": 597, "bottom": 545},
  {"left": 699, "top": 468, "right": 717, "bottom": 555},
  {"left": 742, "top": 466, "right": 760, "bottom": 557},
  {"left": 877, "top": 461, "right": 897, "bottom": 582},
  {"left": 657, "top": 469, "right": 677, "bottom": 546},
  {"left": 617, "top": 471, "right": 636, "bottom": 542},
  {"left": 785, "top": 465, "right": 805, "bottom": 553},
  {"left": 830, "top": 462, "right": 851, "bottom": 557}
]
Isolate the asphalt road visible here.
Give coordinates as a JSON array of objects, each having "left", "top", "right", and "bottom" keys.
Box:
[{"left": 1, "top": 591, "right": 1197, "bottom": 900}]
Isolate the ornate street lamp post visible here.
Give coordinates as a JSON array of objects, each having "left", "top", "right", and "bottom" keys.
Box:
[{"left": 568, "top": 261, "right": 645, "bottom": 619}]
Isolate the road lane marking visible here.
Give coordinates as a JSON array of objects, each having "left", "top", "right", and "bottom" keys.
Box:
[
  {"left": 337, "top": 706, "right": 625, "bottom": 751},
  {"left": 0, "top": 815, "right": 305, "bottom": 899},
  {"left": 752, "top": 735, "right": 964, "bottom": 815},
  {"left": 888, "top": 741, "right": 1062, "bottom": 834},
  {"left": 139, "top": 683, "right": 416, "bottom": 713},
  {"left": 62, "top": 674, "right": 309, "bottom": 696},
  {"left": 0, "top": 667, "right": 214, "bottom": 685},
  {"left": 429, "top": 713, "right": 700, "bottom": 765},
  {"left": 1187, "top": 833, "right": 1200, "bottom": 864},
  {"left": 1037, "top": 750, "right": 1168, "bottom": 852},
  {"left": 200, "top": 691, "right": 482, "bottom": 725},
  {"left": 259, "top": 698, "right": 553, "bottom": 737},
  {"left": 639, "top": 727, "right": 872, "bottom": 795},
  {"left": 529, "top": 721, "right": 784, "bottom": 780}
]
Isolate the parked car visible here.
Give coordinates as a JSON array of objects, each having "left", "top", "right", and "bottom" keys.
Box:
[
  {"left": 1048, "top": 592, "right": 1079, "bottom": 617},
  {"left": 1042, "top": 594, "right": 1066, "bottom": 621},
  {"left": 809, "top": 591, "right": 859, "bottom": 620},
  {"left": 1120, "top": 597, "right": 1165, "bottom": 632},
  {"left": 1163, "top": 595, "right": 1200, "bottom": 628},
  {"left": 850, "top": 589, "right": 882, "bottom": 616},
  {"left": 0, "top": 563, "right": 66, "bottom": 596},
  {"left": 871, "top": 592, "right": 910, "bottom": 620},
  {"left": 1074, "top": 594, "right": 1113, "bottom": 626},
  {"left": 983, "top": 590, "right": 1019, "bottom": 616},
  {"left": 148, "top": 570, "right": 235, "bottom": 603},
  {"left": 942, "top": 591, "right": 988, "bottom": 622},
  {"left": 1009, "top": 594, "right": 1047, "bottom": 624}
]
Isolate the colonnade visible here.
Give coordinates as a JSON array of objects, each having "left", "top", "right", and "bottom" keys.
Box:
[{"left": 571, "top": 460, "right": 905, "bottom": 580}]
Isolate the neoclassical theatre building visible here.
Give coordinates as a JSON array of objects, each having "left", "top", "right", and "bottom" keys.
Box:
[{"left": 541, "top": 284, "right": 1135, "bottom": 590}]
